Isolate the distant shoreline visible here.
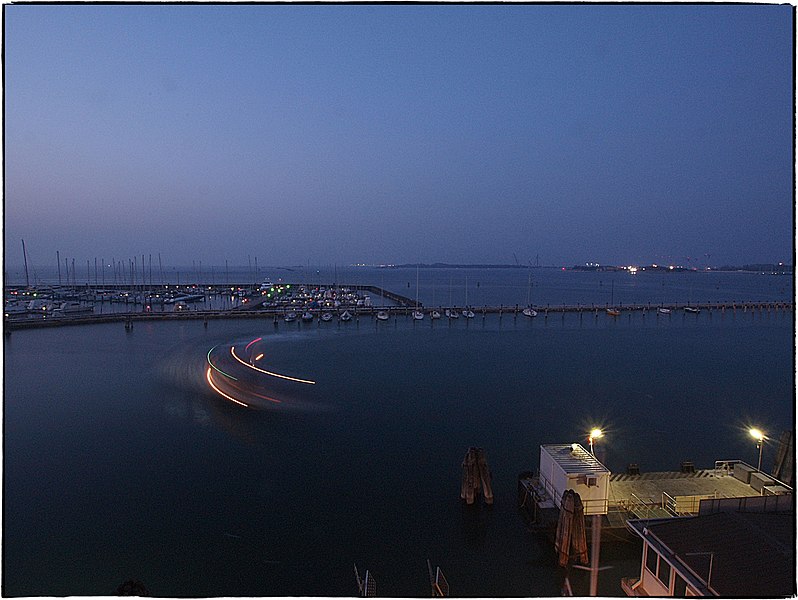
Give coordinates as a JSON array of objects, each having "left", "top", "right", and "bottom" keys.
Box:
[{"left": 384, "top": 263, "right": 792, "bottom": 274}]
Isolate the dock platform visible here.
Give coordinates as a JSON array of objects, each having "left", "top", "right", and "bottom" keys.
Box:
[{"left": 519, "top": 460, "right": 792, "bottom": 537}]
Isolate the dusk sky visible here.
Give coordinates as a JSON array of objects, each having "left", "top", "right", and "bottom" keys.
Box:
[{"left": 4, "top": 4, "right": 794, "bottom": 269}]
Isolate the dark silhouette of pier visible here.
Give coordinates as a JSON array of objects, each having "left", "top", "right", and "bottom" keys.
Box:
[{"left": 4, "top": 299, "right": 793, "bottom": 330}]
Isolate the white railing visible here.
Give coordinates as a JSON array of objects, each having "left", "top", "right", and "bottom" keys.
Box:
[
  {"left": 662, "top": 492, "right": 678, "bottom": 516},
  {"left": 629, "top": 493, "right": 660, "bottom": 519}
]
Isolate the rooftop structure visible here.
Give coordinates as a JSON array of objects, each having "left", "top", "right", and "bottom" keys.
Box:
[
  {"left": 539, "top": 444, "right": 611, "bottom": 516},
  {"left": 622, "top": 509, "right": 795, "bottom": 597}
]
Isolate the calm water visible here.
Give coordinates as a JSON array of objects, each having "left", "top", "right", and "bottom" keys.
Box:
[{"left": 3, "top": 272, "right": 794, "bottom": 596}]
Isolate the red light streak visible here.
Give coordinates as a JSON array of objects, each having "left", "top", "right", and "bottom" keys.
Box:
[{"left": 245, "top": 337, "right": 262, "bottom": 352}]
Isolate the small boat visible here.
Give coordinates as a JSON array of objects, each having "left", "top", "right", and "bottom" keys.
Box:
[
  {"left": 445, "top": 309, "right": 459, "bottom": 319},
  {"left": 56, "top": 301, "right": 94, "bottom": 314},
  {"left": 339, "top": 310, "right": 352, "bottom": 322},
  {"left": 27, "top": 299, "right": 56, "bottom": 313},
  {"left": 462, "top": 309, "right": 475, "bottom": 319},
  {"left": 174, "top": 301, "right": 190, "bottom": 312},
  {"left": 606, "top": 280, "right": 620, "bottom": 317},
  {"left": 4, "top": 301, "right": 27, "bottom": 315},
  {"left": 284, "top": 311, "right": 297, "bottom": 322},
  {"left": 684, "top": 306, "right": 700, "bottom": 314},
  {"left": 411, "top": 267, "right": 427, "bottom": 321},
  {"left": 430, "top": 310, "right": 441, "bottom": 320},
  {"left": 375, "top": 310, "right": 389, "bottom": 321},
  {"left": 301, "top": 311, "right": 314, "bottom": 322},
  {"left": 321, "top": 312, "right": 333, "bottom": 322},
  {"left": 658, "top": 307, "right": 671, "bottom": 314},
  {"left": 522, "top": 307, "right": 538, "bottom": 318}
]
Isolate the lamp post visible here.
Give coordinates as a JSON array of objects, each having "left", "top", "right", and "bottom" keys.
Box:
[
  {"left": 588, "top": 428, "right": 603, "bottom": 456},
  {"left": 749, "top": 428, "right": 765, "bottom": 471}
]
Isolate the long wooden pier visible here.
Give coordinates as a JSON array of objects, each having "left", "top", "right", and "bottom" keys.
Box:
[{"left": 4, "top": 300, "right": 792, "bottom": 330}]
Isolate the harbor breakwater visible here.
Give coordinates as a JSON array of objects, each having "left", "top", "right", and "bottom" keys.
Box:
[{"left": 5, "top": 299, "right": 793, "bottom": 330}]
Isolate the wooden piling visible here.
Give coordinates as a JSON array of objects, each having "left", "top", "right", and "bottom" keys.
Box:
[{"left": 461, "top": 447, "right": 493, "bottom": 506}]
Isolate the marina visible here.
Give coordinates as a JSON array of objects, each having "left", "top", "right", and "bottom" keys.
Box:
[
  {"left": 3, "top": 279, "right": 792, "bottom": 330},
  {"left": 3, "top": 268, "right": 793, "bottom": 596},
  {"left": 4, "top": 3, "right": 793, "bottom": 596}
]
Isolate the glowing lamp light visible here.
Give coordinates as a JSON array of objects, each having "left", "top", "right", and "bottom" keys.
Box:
[
  {"left": 750, "top": 428, "right": 765, "bottom": 471},
  {"left": 588, "top": 428, "right": 603, "bottom": 456}
]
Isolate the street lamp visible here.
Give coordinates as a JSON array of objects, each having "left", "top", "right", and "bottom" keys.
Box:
[
  {"left": 749, "top": 428, "right": 765, "bottom": 471},
  {"left": 588, "top": 428, "right": 603, "bottom": 456}
]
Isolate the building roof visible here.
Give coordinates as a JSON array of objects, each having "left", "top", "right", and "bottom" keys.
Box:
[
  {"left": 541, "top": 444, "right": 609, "bottom": 476},
  {"left": 629, "top": 511, "right": 795, "bottom": 597}
]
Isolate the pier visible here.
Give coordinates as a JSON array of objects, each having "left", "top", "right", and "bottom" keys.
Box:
[
  {"left": 3, "top": 280, "right": 793, "bottom": 330},
  {"left": 518, "top": 456, "right": 793, "bottom": 535},
  {"left": 4, "top": 298, "right": 793, "bottom": 330}
]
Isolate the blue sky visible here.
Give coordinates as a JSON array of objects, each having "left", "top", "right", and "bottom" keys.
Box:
[{"left": 4, "top": 4, "right": 793, "bottom": 268}]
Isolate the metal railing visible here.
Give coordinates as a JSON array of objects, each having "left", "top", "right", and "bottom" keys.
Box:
[
  {"left": 538, "top": 474, "right": 609, "bottom": 514},
  {"left": 628, "top": 493, "right": 661, "bottom": 519}
]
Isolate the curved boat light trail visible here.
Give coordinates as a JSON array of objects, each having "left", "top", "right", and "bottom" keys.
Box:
[
  {"left": 224, "top": 377, "right": 282, "bottom": 404},
  {"left": 206, "top": 345, "right": 238, "bottom": 381},
  {"left": 230, "top": 345, "right": 316, "bottom": 385},
  {"left": 245, "top": 337, "right": 262, "bottom": 352},
  {"left": 205, "top": 368, "right": 249, "bottom": 408}
]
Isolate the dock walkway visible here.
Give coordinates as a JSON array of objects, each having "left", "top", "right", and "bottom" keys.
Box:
[
  {"left": 4, "top": 293, "right": 792, "bottom": 331},
  {"left": 520, "top": 461, "right": 792, "bottom": 535}
]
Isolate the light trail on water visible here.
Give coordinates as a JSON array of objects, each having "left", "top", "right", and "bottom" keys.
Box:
[
  {"left": 205, "top": 368, "right": 249, "bottom": 408},
  {"left": 230, "top": 346, "right": 316, "bottom": 385},
  {"left": 206, "top": 345, "right": 238, "bottom": 380},
  {"left": 245, "top": 337, "right": 262, "bottom": 352}
]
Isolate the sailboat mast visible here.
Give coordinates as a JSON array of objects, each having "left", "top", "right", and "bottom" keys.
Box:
[
  {"left": 416, "top": 265, "right": 419, "bottom": 310},
  {"left": 21, "top": 239, "right": 29, "bottom": 288},
  {"left": 57, "top": 250, "right": 61, "bottom": 286}
]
